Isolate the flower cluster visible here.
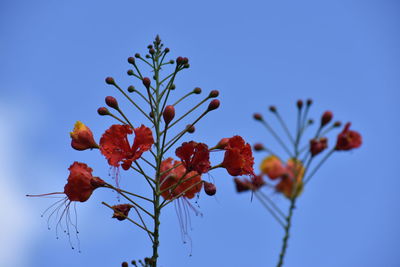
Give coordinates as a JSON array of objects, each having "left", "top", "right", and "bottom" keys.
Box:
[
  {"left": 28, "top": 36, "right": 254, "bottom": 266},
  {"left": 237, "top": 99, "right": 362, "bottom": 267}
]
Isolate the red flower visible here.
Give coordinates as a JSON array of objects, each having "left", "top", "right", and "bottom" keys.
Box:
[
  {"left": 175, "top": 141, "right": 210, "bottom": 174},
  {"left": 234, "top": 175, "right": 265, "bottom": 193},
  {"left": 335, "top": 123, "right": 362, "bottom": 151},
  {"left": 310, "top": 137, "right": 328, "bottom": 156},
  {"left": 64, "top": 162, "right": 105, "bottom": 202},
  {"left": 222, "top": 136, "right": 254, "bottom": 176},
  {"left": 100, "top": 124, "right": 154, "bottom": 170},
  {"left": 111, "top": 204, "right": 134, "bottom": 221},
  {"left": 70, "top": 121, "right": 98, "bottom": 151},
  {"left": 159, "top": 158, "right": 202, "bottom": 200}
]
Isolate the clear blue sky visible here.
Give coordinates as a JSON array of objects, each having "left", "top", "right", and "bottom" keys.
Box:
[{"left": 1, "top": 0, "right": 399, "bottom": 266}]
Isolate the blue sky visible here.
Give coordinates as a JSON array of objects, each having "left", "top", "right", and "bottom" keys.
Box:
[{"left": 1, "top": 0, "right": 400, "bottom": 266}]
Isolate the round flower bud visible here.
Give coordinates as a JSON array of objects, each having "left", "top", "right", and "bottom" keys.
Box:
[
  {"left": 127, "top": 69, "right": 134, "bottom": 76},
  {"left": 184, "top": 63, "right": 190, "bottom": 68},
  {"left": 182, "top": 57, "right": 189, "bottom": 64},
  {"left": 253, "top": 143, "right": 264, "bottom": 151},
  {"left": 105, "top": 96, "right": 119, "bottom": 109},
  {"left": 193, "top": 87, "right": 202, "bottom": 94},
  {"left": 163, "top": 105, "right": 175, "bottom": 124},
  {"left": 204, "top": 181, "right": 216, "bottom": 196},
  {"left": 145, "top": 55, "right": 151, "bottom": 58},
  {"left": 308, "top": 119, "right": 314, "bottom": 125},
  {"left": 253, "top": 113, "right": 263, "bottom": 121},
  {"left": 127, "top": 85, "right": 135, "bottom": 93},
  {"left": 297, "top": 100, "right": 303, "bottom": 109},
  {"left": 321, "top": 111, "right": 333, "bottom": 127},
  {"left": 105, "top": 77, "right": 115, "bottom": 85},
  {"left": 208, "top": 90, "right": 219, "bottom": 98},
  {"left": 169, "top": 84, "right": 176, "bottom": 90},
  {"left": 176, "top": 57, "right": 184, "bottom": 65},
  {"left": 149, "top": 48, "right": 155, "bottom": 55},
  {"left": 186, "top": 124, "right": 195, "bottom": 133},
  {"left": 215, "top": 138, "right": 229, "bottom": 149},
  {"left": 269, "top": 106, "right": 277, "bottom": 113},
  {"left": 121, "top": 262, "right": 128, "bottom": 267},
  {"left": 97, "top": 107, "right": 110, "bottom": 116},
  {"left": 169, "top": 60, "right": 174, "bottom": 64},
  {"left": 306, "top": 99, "right": 313, "bottom": 106},
  {"left": 127, "top": 57, "right": 135, "bottom": 64},
  {"left": 147, "top": 45, "right": 153, "bottom": 49},
  {"left": 207, "top": 99, "right": 220, "bottom": 111},
  {"left": 142, "top": 77, "right": 151, "bottom": 89},
  {"left": 149, "top": 111, "right": 154, "bottom": 118},
  {"left": 164, "top": 48, "right": 170, "bottom": 53},
  {"left": 135, "top": 53, "right": 141, "bottom": 58},
  {"left": 333, "top": 121, "right": 342, "bottom": 127}
]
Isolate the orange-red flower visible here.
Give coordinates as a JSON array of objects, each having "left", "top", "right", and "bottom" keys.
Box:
[
  {"left": 100, "top": 124, "right": 154, "bottom": 170},
  {"left": 234, "top": 175, "right": 265, "bottom": 193},
  {"left": 70, "top": 121, "right": 98, "bottom": 151},
  {"left": 175, "top": 141, "right": 210, "bottom": 174},
  {"left": 159, "top": 158, "right": 202, "bottom": 200},
  {"left": 260, "top": 155, "right": 287, "bottom": 179},
  {"left": 64, "top": 162, "right": 105, "bottom": 202},
  {"left": 222, "top": 136, "right": 254, "bottom": 176},
  {"left": 335, "top": 122, "right": 362, "bottom": 151},
  {"left": 310, "top": 137, "right": 328, "bottom": 156}
]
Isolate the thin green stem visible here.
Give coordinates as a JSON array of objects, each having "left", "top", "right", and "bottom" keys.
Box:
[
  {"left": 254, "top": 192, "right": 286, "bottom": 228},
  {"left": 276, "top": 198, "right": 297, "bottom": 267},
  {"left": 304, "top": 149, "right": 334, "bottom": 185}
]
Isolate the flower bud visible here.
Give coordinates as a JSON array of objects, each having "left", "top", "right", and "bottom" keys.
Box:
[
  {"left": 127, "top": 85, "right": 135, "bottom": 93},
  {"left": 207, "top": 99, "right": 220, "bottom": 111},
  {"left": 149, "top": 111, "right": 154, "bottom": 118},
  {"left": 310, "top": 137, "right": 328, "bottom": 157},
  {"left": 184, "top": 63, "right": 190, "bottom": 68},
  {"left": 112, "top": 204, "right": 133, "bottom": 221},
  {"left": 253, "top": 143, "right": 264, "bottom": 151},
  {"left": 163, "top": 105, "right": 175, "bottom": 124},
  {"left": 186, "top": 124, "right": 195, "bottom": 133},
  {"left": 135, "top": 53, "right": 140, "bottom": 58},
  {"left": 127, "top": 57, "right": 135, "bottom": 64},
  {"left": 321, "top": 111, "right": 333, "bottom": 127},
  {"left": 204, "top": 181, "right": 216, "bottom": 196},
  {"left": 253, "top": 113, "right": 263, "bottom": 121},
  {"left": 269, "top": 106, "right": 277, "bottom": 113},
  {"left": 149, "top": 48, "right": 155, "bottom": 55},
  {"left": 208, "top": 90, "right": 219, "bottom": 98},
  {"left": 193, "top": 87, "right": 202, "bottom": 94},
  {"left": 297, "top": 100, "right": 303, "bottom": 109},
  {"left": 308, "top": 119, "right": 314, "bottom": 125},
  {"left": 121, "top": 262, "right": 128, "bottom": 267},
  {"left": 169, "top": 59, "right": 174, "bottom": 64},
  {"left": 169, "top": 84, "right": 176, "bottom": 90},
  {"left": 127, "top": 69, "right": 134, "bottom": 75},
  {"left": 176, "top": 57, "right": 184, "bottom": 65},
  {"left": 182, "top": 57, "right": 189, "bottom": 64},
  {"left": 147, "top": 45, "right": 153, "bottom": 49},
  {"left": 145, "top": 55, "right": 151, "bottom": 59},
  {"left": 105, "top": 96, "right": 119, "bottom": 109},
  {"left": 164, "top": 48, "right": 170, "bottom": 53},
  {"left": 105, "top": 77, "right": 115, "bottom": 85},
  {"left": 142, "top": 77, "right": 151, "bottom": 89},
  {"left": 306, "top": 99, "right": 313, "bottom": 106},
  {"left": 333, "top": 121, "right": 342, "bottom": 127},
  {"left": 97, "top": 107, "right": 110, "bottom": 116}
]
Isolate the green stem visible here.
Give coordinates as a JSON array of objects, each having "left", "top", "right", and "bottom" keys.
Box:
[{"left": 276, "top": 198, "right": 296, "bottom": 267}]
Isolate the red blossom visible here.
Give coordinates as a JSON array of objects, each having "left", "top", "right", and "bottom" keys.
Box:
[
  {"left": 310, "top": 137, "right": 328, "bottom": 156},
  {"left": 159, "top": 158, "right": 202, "bottom": 200},
  {"left": 100, "top": 124, "right": 154, "bottom": 170},
  {"left": 175, "top": 141, "right": 210, "bottom": 174},
  {"left": 222, "top": 136, "right": 254, "bottom": 176},
  {"left": 111, "top": 204, "right": 134, "bottom": 221},
  {"left": 64, "top": 162, "right": 105, "bottom": 202},
  {"left": 335, "top": 122, "right": 362, "bottom": 151},
  {"left": 70, "top": 121, "right": 98, "bottom": 151}
]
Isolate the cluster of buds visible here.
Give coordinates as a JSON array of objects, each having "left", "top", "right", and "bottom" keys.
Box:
[
  {"left": 28, "top": 36, "right": 254, "bottom": 266},
  {"left": 236, "top": 99, "right": 362, "bottom": 199}
]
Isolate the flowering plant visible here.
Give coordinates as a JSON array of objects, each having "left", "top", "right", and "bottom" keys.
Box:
[
  {"left": 235, "top": 100, "right": 362, "bottom": 267},
  {"left": 28, "top": 36, "right": 254, "bottom": 267}
]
